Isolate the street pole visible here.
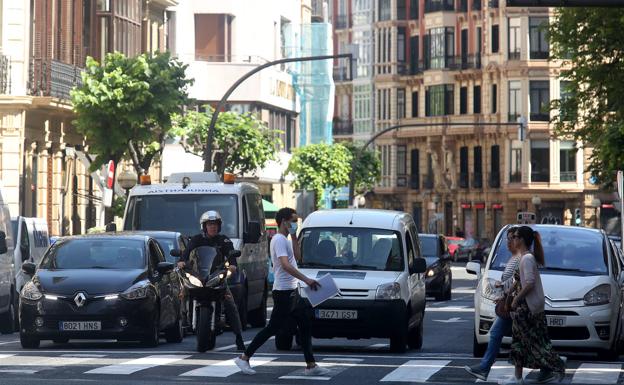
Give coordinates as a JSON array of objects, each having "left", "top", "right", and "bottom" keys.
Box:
[
  {"left": 347, "top": 121, "right": 526, "bottom": 206},
  {"left": 203, "top": 53, "right": 354, "bottom": 172}
]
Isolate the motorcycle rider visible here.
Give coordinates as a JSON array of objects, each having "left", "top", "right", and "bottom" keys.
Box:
[{"left": 177, "top": 210, "right": 246, "bottom": 351}]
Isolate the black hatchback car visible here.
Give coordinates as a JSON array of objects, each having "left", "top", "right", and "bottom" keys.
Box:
[
  {"left": 19, "top": 234, "right": 183, "bottom": 348},
  {"left": 419, "top": 234, "right": 453, "bottom": 301}
]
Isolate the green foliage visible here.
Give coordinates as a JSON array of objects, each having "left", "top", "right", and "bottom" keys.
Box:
[
  {"left": 170, "top": 107, "right": 281, "bottom": 176},
  {"left": 343, "top": 143, "right": 381, "bottom": 194},
  {"left": 549, "top": 8, "right": 624, "bottom": 187},
  {"left": 287, "top": 143, "right": 353, "bottom": 206},
  {"left": 113, "top": 195, "right": 127, "bottom": 218},
  {"left": 71, "top": 51, "right": 192, "bottom": 174}
]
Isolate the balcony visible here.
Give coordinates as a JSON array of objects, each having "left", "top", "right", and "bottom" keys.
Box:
[
  {"left": 335, "top": 14, "right": 349, "bottom": 29},
  {"left": 423, "top": 175, "right": 434, "bottom": 189},
  {"left": 425, "top": 0, "right": 455, "bottom": 13},
  {"left": 508, "top": 51, "right": 521, "bottom": 60},
  {"left": 333, "top": 66, "right": 350, "bottom": 82},
  {"left": 530, "top": 51, "right": 549, "bottom": 60},
  {"left": 410, "top": 174, "right": 420, "bottom": 189},
  {"left": 0, "top": 54, "right": 10, "bottom": 94},
  {"left": 509, "top": 171, "right": 522, "bottom": 183},
  {"left": 28, "top": 58, "right": 83, "bottom": 100},
  {"left": 397, "top": 176, "right": 408, "bottom": 187},
  {"left": 489, "top": 171, "right": 501, "bottom": 188},
  {"left": 459, "top": 55, "right": 482, "bottom": 70},
  {"left": 560, "top": 171, "right": 576, "bottom": 182},
  {"left": 332, "top": 119, "right": 354, "bottom": 136},
  {"left": 459, "top": 172, "right": 469, "bottom": 188},
  {"left": 311, "top": 0, "right": 324, "bottom": 22},
  {"left": 530, "top": 113, "right": 550, "bottom": 122},
  {"left": 472, "top": 172, "right": 483, "bottom": 188}
]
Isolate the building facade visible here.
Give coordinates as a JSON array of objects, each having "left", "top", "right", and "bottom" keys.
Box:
[
  {"left": 0, "top": 0, "right": 175, "bottom": 236},
  {"left": 330, "top": 0, "right": 619, "bottom": 239}
]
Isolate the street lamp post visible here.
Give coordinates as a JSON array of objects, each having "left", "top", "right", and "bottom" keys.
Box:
[
  {"left": 531, "top": 195, "right": 542, "bottom": 223},
  {"left": 117, "top": 169, "right": 138, "bottom": 197},
  {"left": 590, "top": 198, "right": 601, "bottom": 228},
  {"left": 203, "top": 53, "right": 355, "bottom": 172}
]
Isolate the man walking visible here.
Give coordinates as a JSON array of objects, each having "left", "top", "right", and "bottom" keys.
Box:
[{"left": 234, "top": 207, "right": 328, "bottom": 376}]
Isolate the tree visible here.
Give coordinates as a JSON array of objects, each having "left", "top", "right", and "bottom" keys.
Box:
[
  {"left": 286, "top": 143, "right": 353, "bottom": 207},
  {"left": 343, "top": 143, "right": 381, "bottom": 194},
  {"left": 170, "top": 107, "right": 281, "bottom": 176},
  {"left": 71, "top": 51, "right": 192, "bottom": 175},
  {"left": 549, "top": 8, "right": 624, "bottom": 186}
]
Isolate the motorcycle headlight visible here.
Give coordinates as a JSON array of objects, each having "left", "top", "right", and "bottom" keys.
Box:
[
  {"left": 584, "top": 284, "right": 611, "bottom": 306},
  {"left": 120, "top": 281, "right": 150, "bottom": 300},
  {"left": 481, "top": 278, "right": 500, "bottom": 301},
  {"left": 22, "top": 281, "right": 42, "bottom": 301},
  {"left": 375, "top": 282, "right": 401, "bottom": 300},
  {"left": 185, "top": 272, "right": 203, "bottom": 287}
]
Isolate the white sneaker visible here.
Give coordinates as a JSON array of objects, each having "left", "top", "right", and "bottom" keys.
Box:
[
  {"left": 499, "top": 376, "right": 523, "bottom": 385},
  {"left": 304, "top": 365, "right": 330, "bottom": 376},
  {"left": 234, "top": 357, "right": 256, "bottom": 375}
]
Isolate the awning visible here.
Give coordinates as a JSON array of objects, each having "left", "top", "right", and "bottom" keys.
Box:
[{"left": 262, "top": 199, "right": 279, "bottom": 213}]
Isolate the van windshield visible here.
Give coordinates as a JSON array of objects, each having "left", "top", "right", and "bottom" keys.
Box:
[
  {"left": 299, "top": 227, "right": 404, "bottom": 271},
  {"left": 123, "top": 194, "right": 239, "bottom": 238}
]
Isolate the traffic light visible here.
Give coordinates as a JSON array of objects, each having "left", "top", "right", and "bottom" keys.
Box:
[{"left": 574, "top": 208, "right": 582, "bottom": 226}]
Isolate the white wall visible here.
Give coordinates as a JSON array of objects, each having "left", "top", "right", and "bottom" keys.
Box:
[{"left": 2, "top": 0, "right": 30, "bottom": 95}]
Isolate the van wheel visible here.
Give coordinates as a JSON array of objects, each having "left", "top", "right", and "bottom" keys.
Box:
[
  {"left": 390, "top": 323, "right": 408, "bottom": 353},
  {"left": 407, "top": 312, "right": 424, "bottom": 349},
  {"left": 473, "top": 330, "right": 486, "bottom": 357},
  {"left": 275, "top": 331, "right": 293, "bottom": 351},
  {"left": 248, "top": 284, "right": 268, "bottom": 328},
  {"left": 0, "top": 294, "right": 16, "bottom": 334},
  {"left": 12, "top": 292, "right": 19, "bottom": 331}
]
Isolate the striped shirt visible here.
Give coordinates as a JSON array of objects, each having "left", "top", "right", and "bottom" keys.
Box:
[{"left": 501, "top": 255, "right": 521, "bottom": 294}]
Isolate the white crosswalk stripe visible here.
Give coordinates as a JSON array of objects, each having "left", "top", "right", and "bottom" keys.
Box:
[
  {"left": 180, "top": 356, "right": 278, "bottom": 377},
  {"left": 279, "top": 357, "right": 364, "bottom": 381},
  {"left": 380, "top": 360, "right": 450, "bottom": 382},
  {"left": 571, "top": 363, "right": 622, "bottom": 384},
  {"left": 475, "top": 361, "right": 537, "bottom": 383},
  {"left": 85, "top": 354, "right": 190, "bottom": 375}
]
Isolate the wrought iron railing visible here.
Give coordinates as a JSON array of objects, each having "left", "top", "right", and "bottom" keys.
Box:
[
  {"left": 423, "top": 175, "right": 434, "bottom": 189},
  {"left": 335, "top": 14, "right": 349, "bottom": 29},
  {"left": 489, "top": 171, "right": 501, "bottom": 188},
  {"left": 560, "top": 171, "right": 576, "bottom": 182},
  {"left": 459, "top": 172, "right": 469, "bottom": 188},
  {"left": 472, "top": 172, "right": 483, "bottom": 188},
  {"left": 28, "top": 58, "right": 83, "bottom": 100},
  {"left": 410, "top": 174, "right": 420, "bottom": 190},
  {"left": 332, "top": 119, "right": 354, "bottom": 136},
  {"left": 333, "top": 66, "right": 350, "bottom": 81},
  {"left": 0, "top": 54, "right": 10, "bottom": 94}
]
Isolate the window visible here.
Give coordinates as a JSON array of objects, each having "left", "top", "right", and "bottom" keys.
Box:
[
  {"left": 398, "top": 0, "right": 407, "bottom": 19},
  {"left": 508, "top": 17, "right": 521, "bottom": 60},
  {"left": 529, "top": 17, "right": 549, "bottom": 59},
  {"left": 195, "top": 14, "right": 231, "bottom": 61},
  {"left": 397, "top": 145, "right": 407, "bottom": 185},
  {"left": 560, "top": 80, "right": 577, "bottom": 121},
  {"left": 508, "top": 80, "right": 521, "bottom": 121},
  {"left": 397, "top": 88, "right": 406, "bottom": 119},
  {"left": 491, "top": 84, "right": 497, "bottom": 113},
  {"left": 490, "top": 145, "right": 500, "bottom": 187},
  {"left": 411, "top": 91, "right": 419, "bottom": 117},
  {"left": 245, "top": 194, "right": 265, "bottom": 233},
  {"left": 410, "top": 0, "right": 419, "bottom": 19},
  {"left": 410, "top": 35, "right": 420, "bottom": 74},
  {"left": 530, "top": 80, "right": 550, "bottom": 121},
  {"left": 460, "top": 87, "right": 468, "bottom": 114},
  {"left": 510, "top": 140, "right": 522, "bottom": 183},
  {"left": 354, "top": 84, "right": 372, "bottom": 134},
  {"left": 559, "top": 141, "right": 577, "bottom": 182},
  {"left": 425, "top": 84, "right": 454, "bottom": 116},
  {"left": 459, "top": 146, "right": 469, "bottom": 188},
  {"left": 473, "top": 85, "right": 481, "bottom": 113},
  {"left": 424, "top": 0, "right": 454, "bottom": 12},
  {"left": 491, "top": 25, "right": 499, "bottom": 53},
  {"left": 473, "top": 146, "right": 483, "bottom": 188},
  {"left": 425, "top": 153, "right": 434, "bottom": 188},
  {"left": 397, "top": 27, "right": 406, "bottom": 64},
  {"left": 530, "top": 139, "right": 550, "bottom": 182},
  {"left": 410, "top": 149, "right": 420, "bottom": 189},
  {"left": 378, "top": 0, "right": 391, "bottom": 21},
  {"left": 426, "top": 27, "right": 454, "bottom": 69}
]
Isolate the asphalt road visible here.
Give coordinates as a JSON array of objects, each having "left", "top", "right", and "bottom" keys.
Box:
[{"left": 0, "top": 264, "right": 621, "bottom": 384}]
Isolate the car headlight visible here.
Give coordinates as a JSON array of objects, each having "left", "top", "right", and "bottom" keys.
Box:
[
  {"left": 22, "top": 281, "right": 42, "bottom": 301},
  {"left": 376, "top": 282, "right": 401, "bottom": 300},
  {"left": 481, "top": 278, "right": 500, "bottom": 301},
  {"left": 426, "top": 269, "right": 435, "bottom": 277},
  {"left": 120, "top": 281, "right": 150, "bottom": 300},
  {"left": 584, "top": 284, "right": 611, "bottom": 306}
]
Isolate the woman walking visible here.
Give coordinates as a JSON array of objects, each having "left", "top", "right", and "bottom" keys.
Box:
[{"left": 503, "top": 226, "right": 565, "bottom": 384}]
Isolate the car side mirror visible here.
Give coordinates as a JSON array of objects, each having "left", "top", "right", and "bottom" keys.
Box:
[
  {"left": 0, "top": 231, "right": 7, "bottom": 254},
  {"left": 169, "top": 249, "right": 181, "bottom": 258},
  {"left": 244, "top": 221, "right": 262, "bottom": 244},
  {"left": 21, "top": 244, "right": 30, "bottom": 262},
  {"left": 22, "top": 262, "right": 36, "bottom": 276},
  {"left": 229, "top": 250, "right": 242, "bottom": 259},
  {"left": 105, "top": 222, "right": 117, "bottom": 232},
  {"left": 410, "top": 258, "right": 427, "bottom": 275},
  {"left": 466, "top": 261, "right": 481, "bottom": 279},
  {"left": 156, "top": 262, "right": 174, "bottom": 274}
]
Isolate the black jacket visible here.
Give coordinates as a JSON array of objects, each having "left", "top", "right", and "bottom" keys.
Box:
[{"left": 181, "top": 233, "right": 237, "bottom": 272}]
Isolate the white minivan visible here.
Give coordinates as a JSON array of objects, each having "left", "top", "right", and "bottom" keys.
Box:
[
  {"left": 285, "top": 209, "right": 427, "bottom": 353},
  {"left": 11, "top": 217, "right": 49, "bottom": 295}
]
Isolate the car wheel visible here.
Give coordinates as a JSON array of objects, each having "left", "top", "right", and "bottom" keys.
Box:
[
  {"left": 407, "top": 310, "right": 424, "bottom": 350},
  {"left": 275, "top": 331, "right": 293, "bottom": 351},
  {"left": 0, "top": 293, "right": 16, "bottom": 334},
  {"left": 248, "top": 284, "right": 268, "bottom": 328},
  {"left": 53, "top": 337, "right": 69, "bottom": 344},
  {"left": 164, "top": 311, "right": 184, "bottom": 343},
  {"left": 473, "top": 330, "right": 486, "bottom": 357},
  {"left": 443, "top": 276, "right": 452, "bottom": 301},
  {"left": 20, "top": 332, "right": 39, "bottom": 349},
  {"left": 141, "top": 312, "right": 160, "bottom": 348}
]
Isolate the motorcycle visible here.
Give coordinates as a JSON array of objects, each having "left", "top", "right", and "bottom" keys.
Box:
[{"left": 181, "top": 246, "right": 241, "bottom": 352}]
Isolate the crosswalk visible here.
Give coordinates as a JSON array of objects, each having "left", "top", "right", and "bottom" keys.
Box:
[{"left": 0, "top": 352, "right": 620, "bottom": 383}]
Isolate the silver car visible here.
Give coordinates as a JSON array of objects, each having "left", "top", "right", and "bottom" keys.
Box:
[{"left": 467, "top": 224, "right": 624, "bottom": 359}]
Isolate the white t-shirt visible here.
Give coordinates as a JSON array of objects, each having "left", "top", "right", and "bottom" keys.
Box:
[{"left": 270, "top": 233, "right": 298, "bottom": 290}]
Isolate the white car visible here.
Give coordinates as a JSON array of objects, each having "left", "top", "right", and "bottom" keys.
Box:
[{"left": 467, "top": 224, "right": 624, "bottom": 359}]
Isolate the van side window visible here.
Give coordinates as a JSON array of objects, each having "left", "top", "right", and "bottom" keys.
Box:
[
  {"left": 21, "top": 222, "right": 30, "bottom": 252},
  {"left": 245, "top": 194, "right": 265, "bottom": 231},
  {"left": 405, "top": 231, "right": 415, "bottom": 268},
  {"left": 408, "top": 223, "right": 421, "bottom": 258}
]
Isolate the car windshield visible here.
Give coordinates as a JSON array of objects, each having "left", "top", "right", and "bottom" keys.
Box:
[
  {"left": 489, "top": 227, "right": 608, "bottom": 275},
  {"left": 299, "top": 227, "right": 404, "bottom": 271},
  {"left": 420, "top": 237, "right": 438, "bottom": 258},
  {"left": 40, "top": 239, "right": 146, "bottom": 269},
  {"left": 153, "top": 237, "right": 178, "bottom": 263},
  {"left": 123, "top": 194, "right": 239, "bottom": 238}
]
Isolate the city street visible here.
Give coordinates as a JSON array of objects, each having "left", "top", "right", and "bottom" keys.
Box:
[{"left": 0, "top": 266, "right": 619, "bottom": 385}]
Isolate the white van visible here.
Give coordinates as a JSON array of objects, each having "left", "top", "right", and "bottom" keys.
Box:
[
  {"left": 11, "top": 217, "right": 49, "bottom": 295},
  {"left": 0, "top": 185, "right": 15, "bottom": 333},
  {"left": 122, "top": 172, "right": 269, "bottom": 328},
  {"left": 289, "top": 209, "right": 427, "bottom": 353}
]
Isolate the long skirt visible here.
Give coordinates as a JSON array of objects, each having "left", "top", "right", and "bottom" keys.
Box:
[{"left": 509, "top": 301, "right": 565, "bottom": 374}]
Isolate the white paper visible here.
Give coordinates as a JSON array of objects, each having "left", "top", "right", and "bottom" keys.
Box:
[{"left": 303, "top": 273, "right": 339, "bottom": 307}]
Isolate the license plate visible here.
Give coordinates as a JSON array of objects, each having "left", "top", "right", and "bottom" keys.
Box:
[
  {"left": 315, "top": 309, "right": 358, "bottom": 320},
  {"left": 59, "top": 321, "right": 101, "bottom": 331},
  {"left": 546, "top": 316, "right": 566, "bottom": 327}
]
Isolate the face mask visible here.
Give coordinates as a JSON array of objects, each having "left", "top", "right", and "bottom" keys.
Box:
[{"left": 288, "top": 222, "right": 298, "bottom": 235}]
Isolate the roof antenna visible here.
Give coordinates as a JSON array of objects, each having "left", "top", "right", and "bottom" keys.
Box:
[{"left": 349, "top": 207, "right": 355, "bottom": 225}]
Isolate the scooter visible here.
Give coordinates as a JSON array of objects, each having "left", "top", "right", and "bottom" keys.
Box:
[{"left": 181, "top": 246, "right": 241, "bottom": 352}]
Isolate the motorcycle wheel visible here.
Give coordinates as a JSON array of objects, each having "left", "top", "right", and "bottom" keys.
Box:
[{"left": 196, "top": 306, "right": 217, "bottom": 352}]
